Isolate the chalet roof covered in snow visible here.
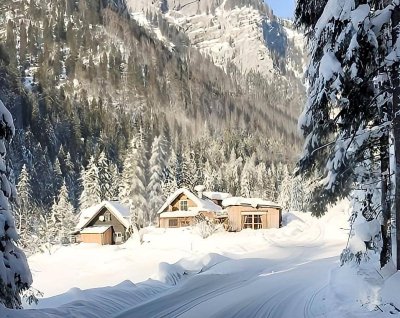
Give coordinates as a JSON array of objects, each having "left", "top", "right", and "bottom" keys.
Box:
[
  {"left": 77, "top": 201, "right": 130, "bottom": 230},
  {"left": 202, "top": 191, "right": 232, "bottom": 201},
  {"left": 157, "top": 188, "right": 222, "bottom": 215},
  {"left": 80, "top": 226, "right": 112, "bottom": 234},
  {"left": 222, "top": 197, "right": 281, "bottom": 209}
]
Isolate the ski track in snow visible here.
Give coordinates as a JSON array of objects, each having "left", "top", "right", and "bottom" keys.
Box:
[
  {"left": 114, "top": 216, "right": 340, "bottom": 318},
  {"left": 114, "top": 256, "right": 338, "bottom": 318}
]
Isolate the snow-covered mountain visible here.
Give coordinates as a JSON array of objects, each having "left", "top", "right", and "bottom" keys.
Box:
[{"left": 127, "top": 0, "right": 306, "bottom": 79}]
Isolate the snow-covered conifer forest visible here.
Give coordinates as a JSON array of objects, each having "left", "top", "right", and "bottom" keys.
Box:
[{"left": 1, "top": 0, "right": 400, "bottom": 316}]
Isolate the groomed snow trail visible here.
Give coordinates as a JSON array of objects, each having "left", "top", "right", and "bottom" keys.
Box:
[
  {"left": 115, "top": 211, "right": 347, "bottom": 318},
  {"left": 115, "top": 248, "right": 341, "bottom": 318}
]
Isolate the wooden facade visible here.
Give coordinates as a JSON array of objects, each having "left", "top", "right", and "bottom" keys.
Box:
[
  {"left": 159, "top": 217, "right": 195, "bottom": 228},
  {"left": 226, "top": 206, "right": 281, "bottom": 232},
  {"left": 80, "top": 227, "right": 113, "bottom": 245},
  {"left": 167, "top": 193, "right": 197, "bottom": 212}
]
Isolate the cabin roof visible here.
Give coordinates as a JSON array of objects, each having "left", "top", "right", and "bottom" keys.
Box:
[
  {"left": 222, "top": 197, "right": 281, "bottom": 209},
  {"left": 80, "top": 225, "right": 112, "bottom": 234},
  {"left": 157, "top": 188, "right": 222, "bottom": 215},
  {"left": 202, "top": 191, "right": 232, "bottom": 201},
  {"left": 77, "top": 201, "right": 131, "bottom": 230}
]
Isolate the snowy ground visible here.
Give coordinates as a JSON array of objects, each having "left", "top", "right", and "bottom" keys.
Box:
[{"left": 2, "top": 201, "right": 399, "bottom": 317}]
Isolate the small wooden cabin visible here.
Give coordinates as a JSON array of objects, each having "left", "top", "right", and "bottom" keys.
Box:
[
  {"left": 75, "top": 201, "right": 131, "bottom": 245},
  {"left": 158, "top": 188, "right": 225, "bottom": 228},
  {"left": 222, "top": 197, "right": 282, "bottom": 232},
  {"left": 80, "top": 226, "right": 113, "bottom": 245}
]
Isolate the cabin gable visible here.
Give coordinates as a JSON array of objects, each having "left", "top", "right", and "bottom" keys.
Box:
[{"left": 165, "top": 193, "right": 198, "bottom": 212}]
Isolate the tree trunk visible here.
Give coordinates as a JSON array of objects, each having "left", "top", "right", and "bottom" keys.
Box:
[
  {"left": 380, "top": 134, "right": 391, "bottom": 268},
  {"left": 391, "top": 3, "right": 400, "bottom": 270}
]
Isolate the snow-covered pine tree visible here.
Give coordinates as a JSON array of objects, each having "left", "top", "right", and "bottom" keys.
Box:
[
  {"left": 161, "top": 149, "right": 178, "bottom": 197},
  {"left": 180, "top": 148, "right": 194, "bottom": 190},
  {"left": 240, "top": 153, "right": 256, "bottom": 197},
  {"left": 131, "top": 142, "right": 148, "bottom": 227},
  {"left": 15, "top": 164, "right": 32, "bottom": 240},
  {"left": 295, "top": 0, "right": 396, "bottom": 267},
  {"left": 97, "top": 151, "right": 112, "bottom": 200},
  {"left": 55, "top": 180, "right": 76, "bottom": 243},
  {"left": 290, "top": 175, "right": 306, "bottom": 212},
  {"left": 120, "top": 136, "right": 148, "bottom": 227},
  {"left": 147, "top": 136, "right": 165, "bottom": 223},
  {"left": 119, "top": 137, "right": 139, "bottom": 204},
  {"left": 53, "top": 157, "right": 63, "bottom": 197},
  {"left": 0, "top": 99, "right": 32, "bottom": 308},
  {"left": 254, "top": 162, "right": 268, "bottom": 199},
  {"left": 79, "top": 156, "right": 101, "bottom": 210},
  {"left": 109, "top": 163, "right": 120, "bottom": 200},
  {"left": 224, "top": 148, "right": 241, "bottom": 195},
  {"left": 203, "top": 160, "right": 215, "bottom": 191},
  {"left": 174, "top": 148, "right": 185, "bottom": 188},
  {"left": 277, "top": 165, "right": 291, "bottom": 210},
  {"left": 63, "top": 151, "right": 78, "bottom": 208},
  {"left": 265, "top": 165, "right": 277, "bottom": 201}
]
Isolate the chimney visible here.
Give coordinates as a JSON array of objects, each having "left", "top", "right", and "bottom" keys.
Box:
[{"left": 194, "top": 185, "right": 205, "bottom": 199}]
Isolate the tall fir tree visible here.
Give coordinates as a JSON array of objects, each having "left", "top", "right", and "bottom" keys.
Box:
[
  {"left": 79, "top": 156, "right": 101, "bottom": 210},
  {"left": 295, "top": 0, "right": 397, "bottom": 267},
  {"left": 51, "top": 180, "right": 76, "bottom": 244},
  {"left": 147, "top": 136, "right": 165, "bottom": 223},
  {"left": 0, "top": 99, "right": 32, "bottom": 308}
]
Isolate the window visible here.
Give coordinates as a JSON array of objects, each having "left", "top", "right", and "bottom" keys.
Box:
[
  {"left": 180, "top": 219, "right": 190, "bottom": 227},
  {"left": 180, "top": 200, "right": 188, "bottom": 211},
  {"left": 104, "top": 212, "right": 111, "bottom": 222},
  {"left": 242, "top": 214, "right": 263, "bottom": 230},
  {"left": 169, "top": 219, "right": 178, "bottom": 227}
]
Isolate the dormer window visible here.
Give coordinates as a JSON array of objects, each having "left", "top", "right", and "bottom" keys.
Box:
[{"left": 180, "top": 200, "right": 188, "bottom": 211}]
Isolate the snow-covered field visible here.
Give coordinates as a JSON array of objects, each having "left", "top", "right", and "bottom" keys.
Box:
[{"left": 2, "top": 201, "right": 399, "bottom": 317}]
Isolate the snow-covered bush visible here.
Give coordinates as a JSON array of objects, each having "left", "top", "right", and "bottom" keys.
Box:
[{"left": 194, "top": 215, "right": 222, "bottom": 239}]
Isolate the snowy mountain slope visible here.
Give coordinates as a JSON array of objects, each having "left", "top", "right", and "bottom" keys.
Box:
[{"left": 127, "top": 0, "right": 306, "bottom": 78}]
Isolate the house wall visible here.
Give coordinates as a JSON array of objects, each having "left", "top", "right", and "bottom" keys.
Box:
[
  {"left": 80, "top": 227, "right": 113, "bottom": 245},
  {"left": 159, "top": 216, "right": 196, "bottom": 228},
  {"left": 102, "top": 227, "right": 113, "bottom": 244},
  {"left": 159, "top": 211, "right": 216, "bottom": 228},
  {"left": 87, "top": 206, "right": 127, "bottom": 242},
  {"left": 166, "top": 194, "right": 197, "bottom": 212},
  {"left": 226, "top": 206, "right": 281, "bottom": 231}
]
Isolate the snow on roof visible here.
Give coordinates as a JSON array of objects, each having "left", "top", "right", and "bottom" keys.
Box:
[
  {"left": 203, "top": 191, "right": 232, "bottom": 201},
  {"left": 159, "top": 211, "right": 200, "bottom": 218},
  {"left": 80, "top": 226, "right": 112, "bottom": 234},
  {"left": 157, "top": 188, "right": 222, "bottom": 215},
  {"left": 222, "top": 197, "right": 281, "bottom": 209},
  {"left": 77, "top": 201, "right": 131, "bottom": 230}
]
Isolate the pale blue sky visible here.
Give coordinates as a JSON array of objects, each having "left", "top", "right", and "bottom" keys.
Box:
[{"left": 266, "top": 0, "right": 295, "bottom": 19}]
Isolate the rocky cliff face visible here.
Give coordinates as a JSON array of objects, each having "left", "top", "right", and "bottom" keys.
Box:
[{"left": 127, "top": 0, "right": 306, "bottom": 79}]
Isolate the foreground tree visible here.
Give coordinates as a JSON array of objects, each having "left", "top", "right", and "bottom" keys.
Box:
[
  {"left": 0, "top": 99, "right": 32, "bottom": 308},
  {"left": 295, "top": 0, "right": 398, "bottom": 267}
]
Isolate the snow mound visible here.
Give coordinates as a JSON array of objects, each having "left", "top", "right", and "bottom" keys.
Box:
[{"left": 156, "top": 253, "right": 230, "bottom": 285}]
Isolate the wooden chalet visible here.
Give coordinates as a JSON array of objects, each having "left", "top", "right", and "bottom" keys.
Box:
[
  {"left": 75, "top": 201, "right": 131, "bottom": 245},
  {"left": 222, "top": 197, "right": 282, "bottom": 231},
  {"left": 157, "top": 188, "right": 228, "bottom": 228}
]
